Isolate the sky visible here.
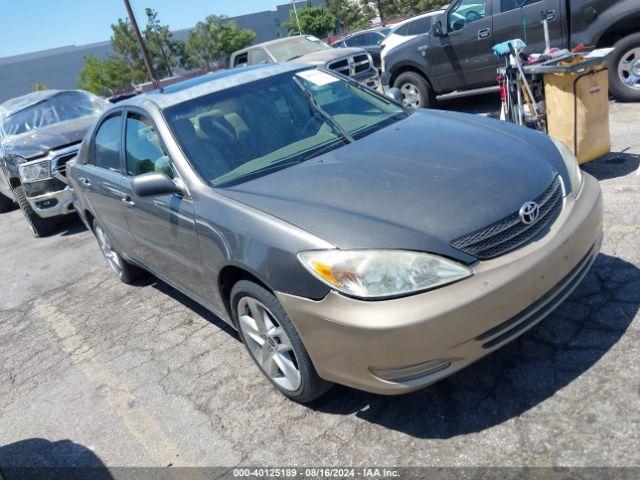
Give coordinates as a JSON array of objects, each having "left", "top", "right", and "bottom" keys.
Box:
[{"left": 0, "top": 0, "right": 288, "bottom": 58}]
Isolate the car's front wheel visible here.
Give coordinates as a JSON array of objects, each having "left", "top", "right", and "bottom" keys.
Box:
[
  {"left": 93, "top": 219, "right": 143, "bottom": 284},
  {"left": 231, "top": 280, "right": 332, "bottom": 403}
]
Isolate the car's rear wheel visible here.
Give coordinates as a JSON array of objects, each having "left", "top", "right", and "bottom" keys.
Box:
[
  {"left": 93, "top": 220, "right": 143, "bottom": 284},
  {"left": 394, "top": 71, "right": 435, "bottom": 109},
  {"left": 0, "top": 192, "right": 15, "bottom": 213},
  {"left": 13, "top": 185, "right": 58, "bottom": 237},
  {"left": 609, "top": 33, "right": 640, "bottom": 102},
  {"left": 231, "top": 280, "right": 332, "bottom": 403}
]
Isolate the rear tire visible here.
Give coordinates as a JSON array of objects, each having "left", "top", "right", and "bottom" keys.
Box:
[
  {"left": 13, "top": 185, "right": 58, "bottom": 237},
  {"left": 394, "top": 71, "right": 435, "bottom": 109},
  {"left": 0, "top": 192, "right": 14, "bottom": 213},
  {"left": 231, "top": 280, "right": 332, "bottom": 403},
  {"left": 609, "top": 33, "right": 640, "bottom": 102},
  {"left": 93, "top": 219, "right": 143, "bottom": 284}
]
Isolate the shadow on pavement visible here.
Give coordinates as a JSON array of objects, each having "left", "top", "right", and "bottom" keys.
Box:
[
  {"left": 56, "top": 214, "right": 88, "bottom": 237},
  {"left": 582, "top": 153, "right": 640, "bottom": 181},
  {"left": 0, "top": 438, "right": 112, "bottom": 480},
  {"left": 148, "top": 278, "right": 239, "bottom": 340},
  {"left": 310, "top": 253, "right": 638, "bottom": 439}
]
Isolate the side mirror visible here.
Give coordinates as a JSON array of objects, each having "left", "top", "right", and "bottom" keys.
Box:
[
  {"left": 387, "top": 87, "right": 404, "bottom": 103},
  {"left": 131, "top": 172, "right": 183, "bottom": 198},
  {"left": 432, "top": 20, "right": 444, "bottom": 37}
]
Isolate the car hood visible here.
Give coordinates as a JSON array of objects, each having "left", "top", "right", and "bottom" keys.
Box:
[
  {"left": 1, "top": 115, "right": 96, "bottom": 160},
  {"left": 296, "top": 47, "right": 367, "bottom": 65},
  {"left": 220, "top": 110, "right": 564, "bottom": 263}
]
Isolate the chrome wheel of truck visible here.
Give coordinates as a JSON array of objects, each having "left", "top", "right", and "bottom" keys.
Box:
[{"left": 617, "top": 47, "right": 640, "bottom": 90}]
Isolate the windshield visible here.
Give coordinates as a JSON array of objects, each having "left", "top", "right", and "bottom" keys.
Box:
[
  {"left": 265, "top": 36, "right": 330, "bottom": 61},
  {"left": 165, "top": 69, "right": 407, "bottom": 188},
  {"left": 1, "top": 91, "right": 108, "bottom": 137}
]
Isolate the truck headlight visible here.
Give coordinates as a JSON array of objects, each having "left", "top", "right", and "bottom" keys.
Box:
[
  {"left": 298, "top": 250, "right": 472, "bottom": 299},
  {"left": 551, "top": 138, "right": 583, "bottom": 196},
  {"left": 19, "top": 159, "right": 52, "bottom": 183}
]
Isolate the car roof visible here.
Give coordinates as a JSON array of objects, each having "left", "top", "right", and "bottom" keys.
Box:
[
  {"left": 118, "top": 63, "right": 310, "bottom": 110},
  {"left": 239, "top": 35, "right": 318, "bottom": 52}
]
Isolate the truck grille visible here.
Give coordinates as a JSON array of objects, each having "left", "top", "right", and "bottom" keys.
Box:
[
  {"left": 327, "top": 53, "right": 371, "bottom": 77},
  {"left": 451, "top": 174, "right": 564, "bottom": 260}
]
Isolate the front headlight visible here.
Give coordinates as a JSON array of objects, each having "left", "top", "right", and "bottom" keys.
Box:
[
  {"left": 18, "top": 159, "right": 52, "bottom": 183},
  {"left": 298, "top": 249, "right": 473, "bottom": 299},
  {"left": 551, "top": 138, "right": 583, "bottom": 196}
]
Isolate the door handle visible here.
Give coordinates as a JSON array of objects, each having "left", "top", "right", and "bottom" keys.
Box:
[
  {"left": 542, "top": 9, "right": 556, "bottom": 21},
  {"left": 477, "top": 28, "right": 491, "bottom": 40},
  {"left": 121, "top": 195, "right": 135, "bottom": 207},
  {"left": 78, "top": 177, "right": 91, "bottom": 187}
]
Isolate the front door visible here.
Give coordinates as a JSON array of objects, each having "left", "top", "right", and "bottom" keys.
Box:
[
  {"left": 492, "top": 0, "right": 564, "bottom": 55},
  {"left": 81, "top": 111, "right": 134, "bottom": 252},
  {"left": 121, "top": 110, "right": 207, "bottom": 300},
  {"left": 431, "top": 0, "right": 497, "bottom": 92}
]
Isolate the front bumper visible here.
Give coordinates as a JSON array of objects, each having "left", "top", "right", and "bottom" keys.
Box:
[
  {"left": 277, "top": 174, "right": 603, "bottom": 395},
  {"left": 26, "top": 185, "right": 75, "bottom": 218}
]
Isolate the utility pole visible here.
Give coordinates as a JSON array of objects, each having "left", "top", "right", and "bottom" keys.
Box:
[
  {"left": 123, "top": 0, "right": 159, "bottom": 89},
  {"left": 291, "top": 0, "right": 302, "bottom": 35}
]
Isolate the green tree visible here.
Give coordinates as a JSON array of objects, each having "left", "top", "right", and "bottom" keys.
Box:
[
  {"left": 144, "top": 8, "right": 182, "bottom": 78},
  {"left": 285, "top": 6, "right": 338, "bottom": 37},
  {"left": 325, "top": 0, "right": 371, "bottom": 34},
  {"left": 219, "top": 21, "right": 255, "bottom": 62},
  {"left": 32, "top": 81, "right": 47, "bottom": 91},
  {"left": 184, "top": 16, "right": 254, "bottom": 67}
]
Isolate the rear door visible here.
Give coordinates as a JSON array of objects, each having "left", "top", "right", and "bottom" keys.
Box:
[
  {"left": 121, "top": 109, "right": 207, "bottom": 299},
  {"left": 80, "top": 111, "right": 135, "bottom": 252},
  {"left": 492, "top": 0, "right": 564, "bottom": 54},
  {"left": 430, "top": 0, "right": 497, "bottom": 92}
]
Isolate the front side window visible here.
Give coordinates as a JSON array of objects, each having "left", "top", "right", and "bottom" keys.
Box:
[
  {"left": 92, "top": 114, "right": 123, "bottom": 172},
  {"left": 500, "top": 0, "right": 539, "bottom": 13},
  {"left": 1, "top": 91, "right": 109, "bottom": 137},
  {"left": 125, "top": 112, "right": 173, "bottom": 178},
  {"left": 164, "top": 69, "right": 406, "bottom": 188},
  {"left": 265, "top": 36, "right": 330, "bottom": 61},
  {"left": 407, "top": 17, "right": 433, "bottom": 35},
  {"left": 448, "top": 0, "right": 488, "bottom": 32}
]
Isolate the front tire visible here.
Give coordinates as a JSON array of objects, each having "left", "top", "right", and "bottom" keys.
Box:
[
  {"left": 13, "top": 185, "right": 58, "bottom": 237},
  {"left": 394, "top": 71, "right": 435, "bottom": 109},
  {"left": 93, "top": 219, "right": 143, "bottom": 284},
  {"left": 231, "top": 280, "right": 332, "bottom": 403},
  {"left": 609, "top": 33, "right": 640, "bottom": 102}
]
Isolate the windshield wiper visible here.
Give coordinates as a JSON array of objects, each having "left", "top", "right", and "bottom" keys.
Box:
[
  {"left": 287, "top": 54, "right": 305, "bottom": 61},
  {"left": 292, "top": 76, "right": 354, "bottom": 143}
]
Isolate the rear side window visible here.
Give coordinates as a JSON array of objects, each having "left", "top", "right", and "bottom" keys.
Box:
[
  {"left": 92, "top": 114, "right": 122, "bottom": 172},
  {"left": 407, "top": 17, "right": 433, "bottom": 35},
  {"left": 251, "top": 48, "right": 272, "bottom": 64},
  {"left": 125, "top": 112, "right": 173, "bottom": 179},
  {"left": 233, "top": 52, "right": 248, "bottom": 67},
  {"left": 394, "top": 24, "right": 411, "bottom": 36}
]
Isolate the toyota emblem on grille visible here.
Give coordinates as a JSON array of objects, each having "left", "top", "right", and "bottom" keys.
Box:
[{"left": 519, "top": 201, "right": 540, "bottom": 225}]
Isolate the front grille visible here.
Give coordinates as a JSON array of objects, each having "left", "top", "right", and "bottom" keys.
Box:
[
  {"left": 52, "top": 151, "right": 77, "bottom": 178},
  {"left": 327, "top": 53, "right": 372, "bottom": 77},
  {"left": 451, "top": 174, "right": 563, "bottom": 260}
]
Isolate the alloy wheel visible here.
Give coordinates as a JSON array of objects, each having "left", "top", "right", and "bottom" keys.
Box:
[
  {"left": 618, "top": 47, "right": 640, "bottom": 90},
  {"left": 95, "top": 225, "right": 122, "bottom": 277},
  {"left": 400, "top": 83, "right": 422, "bottom": 108},
  {"left": 236, "top": 296, "right": 301, "bottom": 392}
]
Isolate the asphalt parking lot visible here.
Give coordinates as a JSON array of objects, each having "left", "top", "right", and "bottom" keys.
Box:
[{"left": 1, "top": 98, "right": 639, "bottom": 470}]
